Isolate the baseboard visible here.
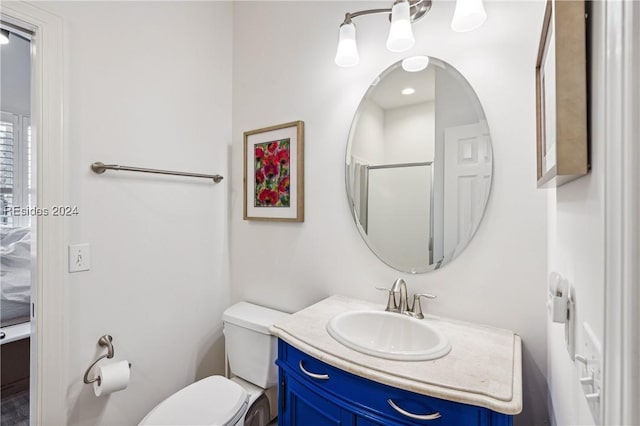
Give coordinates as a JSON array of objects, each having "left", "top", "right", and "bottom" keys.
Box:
[{"left": 1, "top": 377, "right": 29, "bottom": 397}]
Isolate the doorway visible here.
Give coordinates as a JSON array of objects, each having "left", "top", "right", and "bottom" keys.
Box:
[
  {"left": 0, "top": 4, "right": 65, "bottom": 423},
  {"left": 0, "top": 21, "right": 34, "bottom": 426}
]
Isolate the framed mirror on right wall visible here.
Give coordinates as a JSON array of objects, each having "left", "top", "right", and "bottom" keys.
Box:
[{"left": 535, "top": 0, "right": 589, "bottom": 188}]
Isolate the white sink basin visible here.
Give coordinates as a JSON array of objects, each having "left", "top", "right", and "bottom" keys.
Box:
[{"left": 326, "top": 310, "right": 451, "bottom": 361}]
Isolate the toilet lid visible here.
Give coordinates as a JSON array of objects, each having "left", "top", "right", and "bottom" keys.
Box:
[{"left": 139, "top": 376, "right": 249, "bottom": 426}]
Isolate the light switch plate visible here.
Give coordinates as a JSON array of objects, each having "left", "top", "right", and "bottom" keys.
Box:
[{"left": 69, "top": 244, "right": 91, "bottom": 272}]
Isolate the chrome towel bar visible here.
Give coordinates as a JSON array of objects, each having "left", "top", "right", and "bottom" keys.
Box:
[{"left": 91, "top": 162, "right": 223, "bottom": 183}]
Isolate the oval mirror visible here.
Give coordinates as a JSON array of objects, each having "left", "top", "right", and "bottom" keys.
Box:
[{"left": 346, "top": 57, "right": 492, "bottom": 273}]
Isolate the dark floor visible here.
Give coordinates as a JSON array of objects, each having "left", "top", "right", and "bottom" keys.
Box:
[{"left": 1, "top": 390, "right": 29, "bottom": 426}]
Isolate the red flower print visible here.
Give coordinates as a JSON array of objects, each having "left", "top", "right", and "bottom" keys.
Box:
[
  {"left": 277, "top": 149, "right": 290, "bottom": 166},
  {"left": 279, "top": 176, "right": 290, "bottom": 194},
  {"left": 255, "top": 147, "right": 264, "bottom": 160},
  {"left": 253, "top": 139, "right": 291, "bottom": 207},
  {"left": 263, "top": 155, "right": 277, "bottom": 166},
  {"left": 258, "top": 189, "right": 279, "bottom": 206},
  {"left": 264, "top": 162, "right": 279, "bottom": 179}
]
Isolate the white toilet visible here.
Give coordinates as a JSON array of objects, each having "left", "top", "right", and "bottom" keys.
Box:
[{"left": 139, "top": 302, "right": 289, "bottom": 426}]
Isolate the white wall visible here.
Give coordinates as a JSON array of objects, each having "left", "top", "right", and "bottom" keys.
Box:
[
  {"left": 350, "top": 99, "right": 435, "bottom": 165},
  {"left": 33, "top": 2, "right": 232, "bottom": 424},
  {"left": 546, "top": 1, "right": 605, "bottom": 425},
  {"left": 350, "top": 98, "right": 385, "bottom": 164},
  {"left": 384, "top": 101, "right": 434, "bottom": 163},
  {"left": 0, "top": 33, "right": 31, "bottom": 115},
  {"left": 231, "top": 2, "right": 549, "bottom": 425}
]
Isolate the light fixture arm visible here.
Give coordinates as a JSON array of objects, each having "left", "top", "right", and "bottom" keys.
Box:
[
  {"left": 340, "top": 0, "right": 431, "bottom": 26},
  {"left": 342, "top": 9, "right": 392, "bottom": 25}
]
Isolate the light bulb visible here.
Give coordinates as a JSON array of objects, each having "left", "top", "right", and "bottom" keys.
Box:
[
  {"left": 335, "top": 22, "right": 359, "bottom": 67},
  {"left": 402, "top": 56, "right": 430, "bottom": 72},
  {"left": 0, "top": 30, "right": 9, "bottom": 45},
  {"left": 451, "top": 0, "right": 487, "bottom": 32},
  {"left": 386, "top": 0, "right": 415, "bottom": 53},
  {"left": 402, "top": 87, "right": 415, "bottom": 95}
]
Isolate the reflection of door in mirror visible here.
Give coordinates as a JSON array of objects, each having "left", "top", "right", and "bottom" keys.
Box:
[
  {"left": 431, "top": 64, "right": 491, "bottom": 265},
  {"left": 443, "top": 122, "right": 491, "bottom": 261}
]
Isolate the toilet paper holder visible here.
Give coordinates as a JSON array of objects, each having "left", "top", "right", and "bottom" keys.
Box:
[{"left": 83, "top": 335, "right": 131, "bottom": 386}]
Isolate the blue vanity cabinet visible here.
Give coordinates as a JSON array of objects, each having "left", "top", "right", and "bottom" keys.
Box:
[
  {"left": 277, "top": 340, "right": 513, "bottom": 426},
  {"left": 281, "top": 370, "right": 355, "bottom": 426}
]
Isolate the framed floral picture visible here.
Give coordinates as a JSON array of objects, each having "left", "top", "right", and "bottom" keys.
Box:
[{"left": 243, "top": 121, "right": 304, "bottom": 222}]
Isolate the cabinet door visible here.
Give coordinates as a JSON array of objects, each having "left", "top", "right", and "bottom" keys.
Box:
[{"left": 281, "top": 371, "right": 354, "bottom": 426}]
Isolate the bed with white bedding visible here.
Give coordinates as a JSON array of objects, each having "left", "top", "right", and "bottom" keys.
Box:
[{"left": 1, "top": 227, "right": 31, "bottom": 328}]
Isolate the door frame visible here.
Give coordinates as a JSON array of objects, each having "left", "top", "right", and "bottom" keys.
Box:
[
  {"left": 1, "top": 2, "right": 66, "bottom": 424},
  {"left": 602, "top": 0, "right": 640, "bottom": 424}
]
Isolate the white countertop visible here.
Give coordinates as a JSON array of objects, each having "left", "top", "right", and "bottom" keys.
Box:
[{"left": 270, "top": 295, "right": 522, "bottom": 415}]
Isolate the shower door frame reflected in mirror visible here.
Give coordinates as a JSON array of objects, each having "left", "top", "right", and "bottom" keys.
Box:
[
  {"left": 361, "top": 162, "right": 434, "bottom": 272},
  {"left": 345, "top": 57, "right": 493, "bottom": 274}
]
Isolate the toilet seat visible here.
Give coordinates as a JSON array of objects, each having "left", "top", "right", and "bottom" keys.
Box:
[{"left": 139, "top": 376, "right": 249, "bottom": 426}]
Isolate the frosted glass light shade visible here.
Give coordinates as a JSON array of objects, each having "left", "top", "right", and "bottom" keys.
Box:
[
  {"left": 386, "top": 1, "right": 414, "bottom": 53},
  {"left": 335, "top": 23, "right": 359, "bottom": 67},
  {"left": 451, "top": 0, "right": 487, "bottom": 32},
  {"left": 402, "top": 56, "right": 430, "bottom": 72},
  {"left": 0, "top": 30, "right": 9, "bottom": 45}
]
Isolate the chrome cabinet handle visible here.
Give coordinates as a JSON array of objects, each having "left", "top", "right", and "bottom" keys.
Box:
[
  {"left": 387, "top": 399, "right": 441, "bottom": 420},
  {"left": 298, "top": 360, "right": 330, "bottom": 380}
]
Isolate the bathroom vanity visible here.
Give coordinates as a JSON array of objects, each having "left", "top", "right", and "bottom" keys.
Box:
[{"left": 270, "top": 296, "right": 522, "bottom": 425}]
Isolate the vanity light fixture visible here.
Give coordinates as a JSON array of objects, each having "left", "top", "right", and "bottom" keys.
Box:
[
  {"left": 451, "top": 0, "right": 487, "bottom": 32},
  {"left": 386, "top": 0, "right": 415, "bottom": 53},
  {"left": 0, "top": 29, "right": 9, "bottom": 45},
  {"left": 335, "top": 0, "right": 486, "bottom": 67},
  {"left": 402, "top": 87, "right": 416, "bottom": 95},
  {"left": 335, "top": 22, "right": 359, "bottom": 67},
  {"left": 335, "top": 0, "right": 429, "bottom": 67}
]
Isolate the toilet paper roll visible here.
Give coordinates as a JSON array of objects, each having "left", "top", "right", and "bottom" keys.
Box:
[{"left": 93, "top": 360, "right": 130, "bottom": 397}]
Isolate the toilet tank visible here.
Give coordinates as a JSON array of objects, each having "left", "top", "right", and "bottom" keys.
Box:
[{"left": 222, "top": 302, "right": 289, "bottom": 388}]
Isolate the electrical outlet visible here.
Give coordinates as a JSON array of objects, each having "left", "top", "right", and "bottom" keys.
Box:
[{"left": 69, "top": 243, "right": 91, "bottom": 272}]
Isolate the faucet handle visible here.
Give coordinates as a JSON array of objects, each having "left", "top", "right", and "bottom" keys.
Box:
[
  {"left": 375, "top": 287, "right": 396, "bottom": 312},
  {"left": 411, "top": 293, "right": 436, "bottom": 319}
]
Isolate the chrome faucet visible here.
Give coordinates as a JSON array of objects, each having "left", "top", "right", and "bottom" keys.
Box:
[
  {"left": 377, "top": 278, "right": 407, "bottom": 313},
  {"left": 377, "top": 278, "right": 436, "bottom": 319},
  {"left": 390, "top": 278, "right": 409, "bottom": 314}
]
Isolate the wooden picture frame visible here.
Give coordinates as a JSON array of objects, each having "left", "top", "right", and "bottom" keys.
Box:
[
  {"left": 535, "top": 0, "right": 589, "bottom": 188},
  {"left": 243, "top": 121, "right": 304, "bottom": 222}
]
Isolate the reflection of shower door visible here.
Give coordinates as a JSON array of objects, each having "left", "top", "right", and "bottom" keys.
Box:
[
  {"left": 443, "top": 123, "right": 491, "bottom": 258},
  {"left": 367, "top": 163, "right": 432, "bottom": 270}
]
